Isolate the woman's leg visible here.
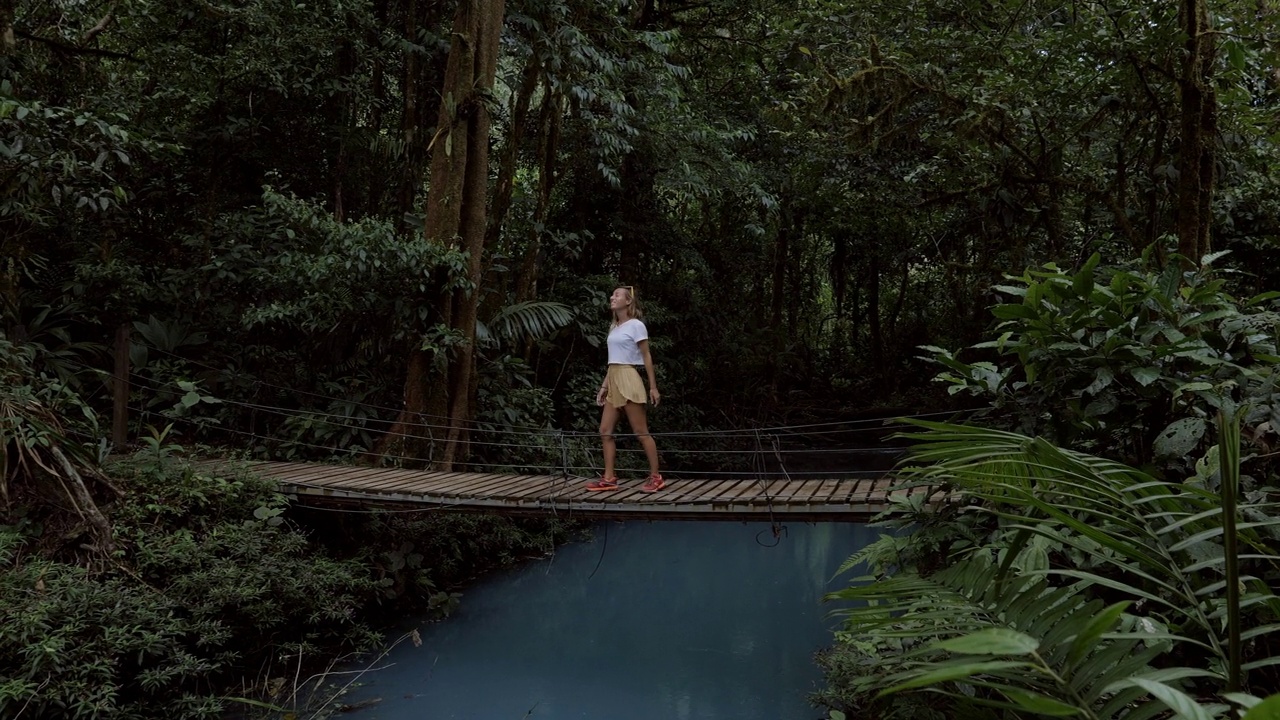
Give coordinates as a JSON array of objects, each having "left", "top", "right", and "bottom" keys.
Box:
[
  {"left": 622, "top": 402, "right": 659, "bottom": 476},
  {"left": 599, "top": 402, "right": 620, "bottom": 479}
]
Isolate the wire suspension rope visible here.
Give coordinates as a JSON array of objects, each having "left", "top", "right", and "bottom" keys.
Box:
[
  {"left": 67, "top": 353, "right": 981, "bottom": 486},
  {"left": 125, "top": 347, "right": 981, "bottom": 437}
]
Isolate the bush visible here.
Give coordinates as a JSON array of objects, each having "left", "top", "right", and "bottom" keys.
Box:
[
  {"left": 0, "top": 457, "right": 382, "bottom": 720},
  {"left": 0, "top": 547, "right": 225, "bottom": 720},
  {"left": 928, "top": 251, "right": 1280, "bottom": 473},
  {"left": 0, "top": 448, "right": 586, "bottom": 720}
]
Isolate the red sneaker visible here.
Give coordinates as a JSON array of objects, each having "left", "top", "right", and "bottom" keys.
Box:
[
  {"left": 585, "top": 477, "right": 619, "bottom": 491},
  {"left": 641, "top": 473, "right": 665, "bottom": 493}
]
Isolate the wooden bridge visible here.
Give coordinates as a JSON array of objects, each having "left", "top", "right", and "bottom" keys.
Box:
[{"left": 229, "top": 460, "right": 927, "bottom": 520}]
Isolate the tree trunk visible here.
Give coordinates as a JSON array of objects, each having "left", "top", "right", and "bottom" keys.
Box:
[
  {"left": 764, "top": 209, "right": 791, "bottom": 398},
  {"left": 383, "top": 0, "right": 505, "bottom": 466},
  {"left": 0, "top": 0, "right": 15, "bottom": 57},
  {"left": 514, "top": 89, "right": 564, "bottom": 304},
  {"left": 887, "top": 257, "right": 910, "bottom": 338},
  {"left": 769, "top": 212, "right": 790, "bottom": 333},
  {"left": 488, "top": 51, "right": 540, "bottom": 254},
  {"left": 112, "top": 323, "right": 130, "bottom": 447},
  {"left": 1176, "top": 0, "right": 1216, "bottom": 264},
  {"left": 868, "top": 253, "right": 883, "bottom": 367},
  {"left": 832, "top": 231, "right": 848, "bottom": 318},
  {"left": 440, "top": 0, "right": 504, "bottom": 468},
  {"left": 396, "top": 0, "right": 446, "bottom": 224},
  {"left": 333, "top": 32, "right": 356, "bottom": 221},
  {"left": 51, "top": 447, "right": 115, "bottom": 554}
]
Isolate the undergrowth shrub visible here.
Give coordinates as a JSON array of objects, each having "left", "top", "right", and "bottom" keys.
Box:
[
  {"left": 0, "top": 457, "right": 382, "bottom": 720},
  {"left": 927, "top": 252, "right": 1280, "bottom": 475},
  {"left": 300, "top": 506, "right": 584, "bottom": 604},
  {"left": 1, "top": 450, "right": 585, "bottom": 720},
  {"left": 0, "top": 547, "right": 226, "bottom": 720}
]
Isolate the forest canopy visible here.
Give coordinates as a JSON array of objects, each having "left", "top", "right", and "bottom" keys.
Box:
[
  {"left": 4, "top": 2, "right": 1280, "bottom": 717},
  {"left": 1, "top": 0, "right": 1278, "bottom": 459}
]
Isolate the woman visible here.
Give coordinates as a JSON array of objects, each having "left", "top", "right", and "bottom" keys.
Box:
[{"left": 586, "top": 285, "right": 664, "bottom": 492}]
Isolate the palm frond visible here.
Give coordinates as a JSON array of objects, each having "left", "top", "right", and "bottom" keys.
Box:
[
  {"left": 890, "top": 420, "right": 1280, "bottom": 689},
  {"left": 828, "top": 551, "right": 1176, "bottom": 718},
  {"left": 478, "top": 301, "right": 574, "bottom": 346}
]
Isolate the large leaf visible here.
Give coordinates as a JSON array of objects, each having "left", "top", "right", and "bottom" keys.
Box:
[
  {"left": 934, "top": 628, "right": 1040, "bottom": 655},
  {"left": 477, "top": 301, "right": 575, "bottom": 346},
  {"left": 1153, "top": 418, "right": 1207, "bottom": 459},
  {"left": 1241, "top": 694, "right": 1280, "bottom": 720},
  {"left": 885, "top": 420, "right": 1280, "bottom": 690}
]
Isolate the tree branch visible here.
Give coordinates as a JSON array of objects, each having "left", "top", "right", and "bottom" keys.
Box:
[
  {"left": 16, "top": 29, "right": 136, "bottom": 60},
  {"left": 80, "top": 0, "right": 118, "bottom": 44},
  {"left": 50, "top": 445, "right": 115, "bottom": 554}
]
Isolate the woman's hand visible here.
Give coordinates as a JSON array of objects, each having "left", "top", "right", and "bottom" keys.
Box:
[
  {"left": 649, "top": 386, "right": 661, "bottom": 406},
  {"left": 596, "top": 386, "right": 608, "bottom": 406}
]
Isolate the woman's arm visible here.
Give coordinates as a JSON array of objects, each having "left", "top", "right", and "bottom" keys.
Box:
[
  {"left": 638, "top": 339, "right": 660, "bottom": 406},
  {"left": 597, "top": 374, "right": 609, "bottom": 406}
]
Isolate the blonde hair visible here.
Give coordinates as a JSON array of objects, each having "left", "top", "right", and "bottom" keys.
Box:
[{"left": 613, "top": 284, "right": 644, "bottom": 324}]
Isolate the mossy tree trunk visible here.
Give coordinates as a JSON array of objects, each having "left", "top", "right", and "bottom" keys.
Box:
[{"left": 384, "top": 0, "right": 505, "bottom": 468}]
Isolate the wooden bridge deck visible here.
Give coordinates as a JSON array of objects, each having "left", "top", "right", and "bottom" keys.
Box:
[{"left": 227, "top": 460, "right": 925, "bottom": 520}]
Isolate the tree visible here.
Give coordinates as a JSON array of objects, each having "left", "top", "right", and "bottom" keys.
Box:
[
  {"left": 1176, "top": 0, "right": 1217, "bottom": 263},
  {"left": 384, "top": 0, "right": 506, "bottom": 468}
]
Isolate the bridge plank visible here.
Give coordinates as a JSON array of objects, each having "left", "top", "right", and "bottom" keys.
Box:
[
  {"left": 708, "top": 479, "right": 756, "bottom": 503},
  {"left": 610, "top": 476, "right": 672, "bottom": 504},
  {"left": 648, "top": 478, "right": 708, "bottom": 504},
  {"left": 762, "top": 479, "right": 807, "bottom": 503},
  {"left": 810, "top": 479, "right": 844, "bottom": 505},
  {"left": 498, "top": 476, "right": 563, "bottom": 501},
  {"left": 449, "top": 472, "right": 541, "bottom": 497},
  {"left": 256, "top": 462, "right": 368, "bottom": 485},
  {"left": 304, "top": 466, "right": 404, "bottom": 486},
  {"left": 368, "top": 468, "right": 478, "bottom": 489},
  {"left": 278, "top": 466, "right": 377, "bottom": 488},
  {"left": 244, "top": 460, "right": 919, "bottom": 519},
  {"left": 335, "top": 468, "right": 437, "bottom": 492},
  {"left": 466, "top": 473, "right": 543, "bottom": 499},
  {"left": 687, "top": 478, "right": 741, "bottom": 502},
  {"left": 386, "top": 470, "right": 481, "bottom": 494}
]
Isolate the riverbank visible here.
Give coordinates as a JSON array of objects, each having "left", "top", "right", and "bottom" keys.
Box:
[{"left": 0, "top": 453, "right": 582, "bottom": 720}]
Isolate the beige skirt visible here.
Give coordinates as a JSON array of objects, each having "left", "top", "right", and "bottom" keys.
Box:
[{"left": 605, "top": 364, "right": 647, "bottom": 408}]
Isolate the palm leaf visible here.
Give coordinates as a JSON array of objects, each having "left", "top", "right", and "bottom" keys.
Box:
[
  {"left": 825, "top": 420, "right": 1280, "bottom": 716},
  {"left": 477, "top": 301, "right": 574, "bottom": 346},
  {"left": 894, "top": 419, "right": 1280, "bottom": 673},
  {"left": 828, "top": 551, "right": 1178, "bottom": 718}
]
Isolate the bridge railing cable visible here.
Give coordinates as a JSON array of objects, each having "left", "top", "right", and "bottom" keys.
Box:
[
  {"left": 133, "top": 346, "right": 981, "bottom": 438},
  {"left": 73, "top": 356, "right": 976, "bottom": 480},
  {"left": 128, "top": 405, "right": 890, "bottom": 481}
]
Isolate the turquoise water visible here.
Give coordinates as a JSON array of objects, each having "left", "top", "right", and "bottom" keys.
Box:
[{"left": 342, "top": 520, "right": 877, "bottom": 719}]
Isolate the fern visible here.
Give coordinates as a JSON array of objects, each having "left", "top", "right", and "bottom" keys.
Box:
[{"left": 894, "top": 420, "right": 1280, "bottom": 674}]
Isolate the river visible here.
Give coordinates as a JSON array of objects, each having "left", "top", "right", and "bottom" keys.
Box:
[{"left": 339, "top": 519, "right": 878, "bottom": 719}]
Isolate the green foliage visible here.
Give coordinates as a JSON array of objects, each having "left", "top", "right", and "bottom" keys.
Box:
[
  {"left": 477, "top": 301, "right": 575, "bottom": 348},
  {"left": 0, "top": 429, "right": 583, "bottom": 720},
  {"left": 0, "top": 547, "right": 226, "bottom": 720},
  {"left": 928, "top": 253, "right": 1280, "bottom": 468},
  {"left": 821, "top": 420, "right": 1280, "bottom": 718},
  {"left": 129, "top": 459, "right": 384, "bottom": 664},
  {"left": 0, "top": 456, "right": 380, "bottom": 719},
  {"left": 0, "top": 334, "right": 104, "bottom": 513},
  {"left": 0, "top": 81, "right": 170, "bottom": 229},
  {"left": 225, "top": 189, "right": 470, "bottom": 339},
  {"left": 352, "top": 510, "right": 580, "bottom": 590}
]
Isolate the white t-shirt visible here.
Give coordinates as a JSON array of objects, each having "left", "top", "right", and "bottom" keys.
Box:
[{"left": 607, "top": 318, "right": 648, "bottom": 365}]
